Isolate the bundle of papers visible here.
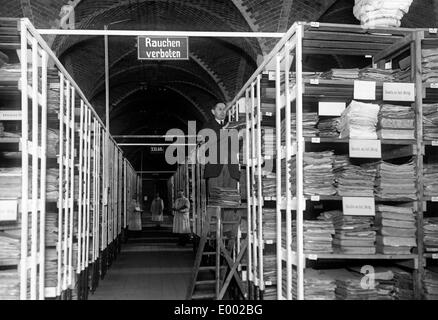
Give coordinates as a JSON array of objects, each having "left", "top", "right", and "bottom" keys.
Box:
[
  {"left": 353, "top": 0, "right": 413, "bottom": 29},
  {"left": 327, "top": 210, "right": 376, "bottom": 255},
  {"left": 46, "top": 168, "right": 60, "bottom": 201},
  {"left": 339, "top": 101, "right": 380, "bottom": 140},
  {"left": 375, "top": 160, "right": 416, "bottom": 200},
  {"left": 262, "top": 209, "right": 276, "bottom": 241},
  {"left": 375, "top": 204, "right": 416, "bottom": 254},
  {"left": 292, "top": 218, "right": 335, "bottom": 254},
  {"left": 281, "top": 113, "right": 319, "bottom": 142},
  {"left": 0, "top": 167, "right": 21, "bottom": 198},
  {"left": 423, "top": 270, "right": 438, "bottom": 300},
  {"left": 317, "top": 117, "right": 340, "bottom": 138},
  {"left": 424, "top": 217, "right": 438, "bottom": 253},
  {"left": 291, "top": 268, "right": 337, "bottom": 300},
  {"left": 47, "top": 128, "right": 60, "bottom": 158},
  {"left": 0, "top": 63, "right": 21, "bottom": 83},
  {"left": 359, "top": 68, "right": 400, "bottom": 82},
  {"left": 289, "top": 151, "right": 336, "bottom": 196},
  {"left": 335, "top": 270, "right": 379, "bottom": 300},
  {"left": 320, "top": 68, "right": 360, "bottom": 80},
  {"left": 208, "top": 187, "right": 241, "bottom": 207},
  {"left": 394, "top": 268, "right": 414, "bottom": 299},
  {"left": 378, "top": 104, "right": 415, "bottom": 140},
  {"left": 423, "top": 103, "right": 438, "bottom": 141},
  {"left": 47, "top": 82, "right": 60, "bottom": 114},
  {"left": 45, "top": 211, "right": 58, "bottom": 247},
  {"left": 261, "top": 175, "right": 276, "bottom": 198},
  {"left": 45, "top": 248, "right": 58, "bottom": 288},
  {"left": 334, "top": 160, "right": 377, "bottom": 197},
  {"left": 0, "top": 269, "right": 20, "bottom": 300},
  {"left": 424, "top": 163, "right": 438, "bottom": 197},
  {"left": 261, "top": 127, "right": 275, "bottom": 156},
  {"left": 0, "top": 231, "right": 20, "bottom": 265},
  {"left": 263, "top": 255, "right": 277, "bottom": 285},
  {"left": 349, "top": 266, "right": 397, "bottom": 300},
  {"left": 422, "top": 49, "right": 438, "bottom": 83}
]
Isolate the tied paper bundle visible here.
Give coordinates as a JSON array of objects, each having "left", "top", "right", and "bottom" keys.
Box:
[
  {"left": 424, "top": 163, "right": 438, "bottom": 197},
  {"left": 262, "top": 209, "right": 276, "bottom": 241},
  {"left": 291, "top": 268, "right": 337, "bottom": 300},
  {"left": 423, "top": 269, "right": 438, "bottom": 300},
  {"left": 422, "top": 49, "right": 438, "bottom": 83},
  {"left": 317, "top": 117, "right": 340, "bottom": 138},
  {"left": 359, "top": 68, "right": 399, "bottom": 82},
  {"left": 0, "top": 269, "right": 20, "bottom": 300},
  {"left": 374, "top": 160, "right": 416, "bottom": 200},
  {"left": 281, "top": 113, "right": 319, "bottom": 142},
  {"left": 263, "top": 255, "right": 277, "bottom": 286},
  {"left": 334, "top": 158, "right": 377, "bottom": 197},
  {"left": 261, "top": 127, "right": 275, "bottom": 156},
  {"left": 339, "top": 100, "right": 380, "bottom": 140},
  {"left": 424, "top": 217, "right": 438, "bottom": 253},
  {"left": 375, "top": 204, "right": 417, "bottom": 255},
  {"left": 324, "top": 210, "right": 376, "bottom": 255},
  {"left": 353, "top": 0, "right": 413, "bottom": 29},
  {"left": 320, "top": 68, "right": 360, "bottom": 80},
  {"left": 292, "top": 217, "right": 335, "bottom": 254},
  {"left": 423, "top": 103, "right": 438, "bottom": 141},
  {"left": 335, "top": 269, "right": 379, "bottom": 300},
  {"left": 377, "top": 104, "right": 415, "bottom": 140},
  {"left": 289, "top": 151, "right": 336, "bottom": 197},
  {"left": 208, "top": 187, "right": 241, "bottom": 207}
]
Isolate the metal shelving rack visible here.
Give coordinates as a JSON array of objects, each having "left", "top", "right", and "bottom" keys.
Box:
[
  {"left": 0, "top": 18, "right": 136, "bottom": 300},
  {"left": 226, "top": 22, "right": 431, "bottom": 300}
]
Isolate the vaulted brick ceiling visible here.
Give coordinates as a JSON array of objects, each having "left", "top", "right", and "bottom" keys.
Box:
[{"left": 0, "top": 0, "right": 436, "bottom": 168}]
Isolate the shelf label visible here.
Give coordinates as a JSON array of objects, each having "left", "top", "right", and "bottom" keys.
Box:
[
  {"left": 310, "top": 22, "right": 320, "bottom": 28},
  {"left": 431, "top": 83, "right": 438, "bottom": 89},
  {"left": 432, "top": 141, "right": 438, "bottom": 146},
  {"left": 265, "top": 112, "right": 273, "bottom": 117},
  {"left": 308, "top": 254, "right": 318, "bottom": 260},
  {"left": 343, "top": 197, "right": 375, "bottom": 216},
  {"left": 0, "top": 110, "right": 22, "bottom": 120},
  {"left": 429, "top": 28, "right": 438, "bottom": 34},
  {"left": 0, "top": 200, "right": 18, "bottom": 221},
  {"left": 354, "top": 80, "right": 376, "bottom": 100},
  {"left": 432, "top": 197, "right": 438, "bottom": 202},
  {"left": 432, "top": 254, "right": 438, "bottom": 259},
  {"left": 311, "top": 137, "right": 321, "bottom": 144},
  {"left": 268, "top": 71, "right": 276, "bottom": 81},
  {"left": 138, "top": 36, "right": 189, "bottom": 60},
  {"left": 318, "top": 102, "right": 346, "bottom": 116},
  {"left": 310, "top": 79, "right": 319, "bottom": 85},
  {"left": 349, "top": 139, "right": 381, "bottom": 158},
  {"left": 383, "top": 82, "right": 415, "bottom": 102},
  {"left": 310, "top": 195, "right": 320, "bottom": 202}
]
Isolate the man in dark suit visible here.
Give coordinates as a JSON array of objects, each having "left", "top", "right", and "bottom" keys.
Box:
[{"left": 199, "top": 102, "right": 240, "bottom": 195}]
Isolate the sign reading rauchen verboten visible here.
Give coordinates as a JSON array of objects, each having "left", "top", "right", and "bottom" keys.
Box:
[{"left": 138, "top": 36, "right": 189, "bottom": 60}]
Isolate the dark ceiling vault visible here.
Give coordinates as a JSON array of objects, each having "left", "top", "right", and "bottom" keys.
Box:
[{"left": 0, "top": 0, "right": 436, "bottom": 169}]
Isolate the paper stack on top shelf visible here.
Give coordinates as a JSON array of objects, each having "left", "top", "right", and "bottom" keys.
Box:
[
  {"left": 291, "top": 268, "right": 338, "bottom": 300},
  {"left": 374, "top": 160, "right": 416, "bottom": 200},
  {"left": 317, "top": 117, "right": 340, "bottom": 138},
  {"left": 289, "top": 151, "right": 336, "bottom": 197},
  {"left": 334, "top": 157, "right": 377, "bottom": 197},
  {"left": 422, "top": 49, "right": 438, "bottom": 84},
  {"left": 423, "top": 103, "right": 438, "bottom": 141},
  {"left": 320, "top": 68, "right": 360, "bottom": 80},
  {"left": 339, "top": 100, "right": 380, "bottom": 140},
  {"left": 424, "top": 217, "right": 438, "bottom": 253},
  {"left": 424, "top": 163, "right": 438, "bottom": 197},
  {"left": 375, "top": 204, "right": 416, "bottom": 255},
  {"left": 359, "top": 68, "right": 400, "bottom": 82},
  {"left": 377, "top": 104, "right": 415, "bottom": 140},
  {"left": 423, "top": 269, "right": 438, "bottom": 300},
  {"left": 322, "top": 210, "right": 376, "bottom": 255}
]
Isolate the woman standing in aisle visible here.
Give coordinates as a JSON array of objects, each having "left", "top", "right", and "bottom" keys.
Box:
[
  {"left": 172, "top": 189, "right": 191, "bottom": 246},
  {"left": 151, "top": 193, "right": 164, "bottom": 228}
]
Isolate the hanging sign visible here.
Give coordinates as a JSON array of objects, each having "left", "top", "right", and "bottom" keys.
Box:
[
  {"left": 383, "top": 82, "right": 415, "bottom": 102},
  {"left": 349, "top": 139, "right": 381, "bottom": 158},
  {"left": 343, "top": 197, "right": 375, "bottom": 216},
  {"left": 0, "top": 200, "right": 18, "bottom": 221},
  {"left": 354, "top": 80, "right": 376, "bottom": 100},
  {"left": 138, "top": 36, "right": 189, "bottom": 60}
]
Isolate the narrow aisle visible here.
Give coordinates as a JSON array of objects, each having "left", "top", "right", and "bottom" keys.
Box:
[{"left": 90, "top": 214, "right": 194, "bottom": 300}]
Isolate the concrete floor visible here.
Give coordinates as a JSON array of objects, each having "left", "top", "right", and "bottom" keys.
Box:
[{"left": 89, "top": 214, "right": 194, "bottom": 300}]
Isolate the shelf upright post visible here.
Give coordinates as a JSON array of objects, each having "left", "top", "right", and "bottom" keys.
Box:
[
  {"left": 245, "top": 88, "right": 253, "bottom": 295},
  {"left": 57, "top": 72, "right": 65, "bottom": 297},
  {"left": 191, "top": 162, "right": 196, "bottom": 234},
  {"left": 412, "top": 30, "right": 425, "bottom": 299},
  {"left": 295, "top": 24, "right": 305, "bottom": 301},
  {"left": 77, "top": 100, "right": 84, "bottom": 276},
  {"left": 68, "top": 85, "right": 76, "bottom": 289},
  {"left": 30, "top": 36, "right": 39, "bottom": 300},
  {"left": 284, "top": 40, "right": 293, "bottom": 301},
  {"left": 92, "top": 119, "right": 98, "bottom": 263},
  {"left": 275, "top": 53, "right": 282, "bottom": 300},
  {"left": 256, "top": 74, "right": 264, "bottom": 293},
  {"left": 250, "top": 83, "right": 259, "bottom": 295},
  {"left": 39, "top": 48, "right": 48, "bottom": 299},
  {"left": 19, "top": 19, "right": 29, "bottom": 301},
  {"left": 86, "top": 109, "right": 92, "bottom": 270}
]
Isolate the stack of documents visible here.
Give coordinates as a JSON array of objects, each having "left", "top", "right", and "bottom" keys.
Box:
[
  {"left": 339, "top": 100, "right": 380, "bottom": 140},
  {"left": 292, "top": 218, "right": 335, "bottom": 253},
  {"left": 334, "top": 161, "right": 377, "bottom": 197},
  {"left": 46, "top": 168, "right": 60, "bottom": 201},
  {"left": 378, "top": 104, "right": 415, "bottom": 140},
  {"left": 394, "top": 268, "right": 414, "bottom": 300},
  {"left": 317, "top": 117, "right": 341, "bottom": 138},
  {"left": 45, "top": 211, "right": 58, "bottom": 247},
  {"left": 281, "top": 113, "right": 319, "bottom": 142},
  {"left": 291, "top": 268, "right": 337, "bottom": 300},
  {"left": 261, "top": 127, "right": 275, "bottom": 156},
  {"left": 335, "top": 270, "right": 379, "bottom": 300},
  {"left": 329, "top": 211, "right": 376, "bottom": 255},
  {"left": 263, "top": 254, "right": 277, "bottom": 286},
  {"left": 45, "top": 248, "right": 58, "bottom": 288},
  {"left": 0, "top": 269, "right": 19, "bottom": 300},
  {"left": 424, "top": 163, "right": 438, "bottom": 197},
  {"left": 262, "top": 209, "right": 277, "bottom": 241},
  {"left": 359, "top": 68, "right": 399, "bottom": 82},
  {"left": 0, "top": 63, "right": 21, "bottom": 83},
  {"left": 47, "top": 128, "right": 60, "bottom": 158},
  {"left": 208, "top": 187, "right": 241, "bottom": 207},
  {"left": 422, "top": 49, "right": 438, "bottom": 83},
  {"left": 424, "top": 217, "right": 438, "bottom": 253},
  {"left": 423, "top": 103, "right": 438, "bottom": 141},
  {"left": 349, "top": 266, "right": 397, "bottom": 300},
  {"left": 320, "top": 68, "right": 360, "bottom": 80},
  {"left": 48, "top": 81, "right": 60, "bottom": 114},
  {"left": 0, "top": 166, "right": 21, "bottom": 198},
  {"left": 375, "top": 160, "right": 416, "bottom": 200},
  {"left": 0, "top": 231, "right": 20, "bottom": 265},
  {"left": 375, "top": 204, "right": 416, "bottom": 254},
  {"left": 423, "top": 269, "right": 438, "bottom": 300}
]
